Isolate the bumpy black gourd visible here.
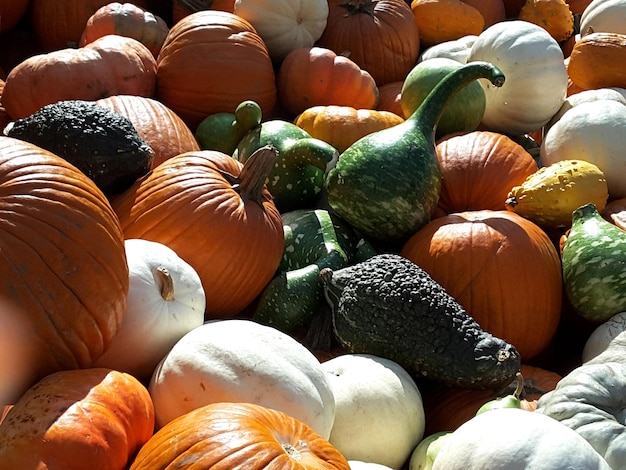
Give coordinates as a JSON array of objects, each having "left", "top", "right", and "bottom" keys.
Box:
[
  {"left": 321, "top": 254, "right": 521, "bottom": 389},
  {"left": 4, "top": 100, "right": 154, "bottom": 196}
]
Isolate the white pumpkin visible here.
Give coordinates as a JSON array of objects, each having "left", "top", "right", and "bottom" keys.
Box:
[
  {"left": 234, "top": 0, "right": 329, "bottom": 63},
  {"left": 540, "top": 99, "right": 626, "bottom": 199},
  {"left": 582, "top": 311, "right": 626, "bottom": 362},
  {"left": 148, "top": 319, "right": 336, "bottom": 438},
  {"left": 580, "top": 0, "right": 626, "bottom": 36},
  {"left": 418, "top": 35, "right": 478, "bottom": 64},
  {"left": 546, "top": 87, "right": 626, "bottom": 130},
  {"left": 322, "top": 354, "right": 425, "bottom": 470},
  {"left": 467, "top": 20, "right": 568, "bottom": 135},
  {"left": 432, "top": 408, "right": 611, "bottom": 469},
  {"left": 94, "top": 238, "right": 205, "bottom": 379}
]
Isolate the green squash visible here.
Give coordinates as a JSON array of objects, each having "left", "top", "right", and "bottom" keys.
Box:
[{"left": 325, "top": 61, "right": 505, "bottom": 242}]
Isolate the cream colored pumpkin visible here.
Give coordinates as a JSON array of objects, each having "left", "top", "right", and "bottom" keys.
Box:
[
  {"left": 322, "top": 354, "right": 425, "bottom": 470},
  {"left": 580, "top": 0, "right": 626, "bottom": 36},
  {"left": 467, "top": 20, "right": 568, "bottom": 135},
  {"left": 234, "top": 0, "right": 329, "bottom": 63},
  {"left": 546, "top": 87, "right": 626, "bottom": 130},
  {"left": 432, "top": 408, "right": 611, "bottom": 469},
  {"left": 148, "top": 319, "right": 336, "bottom": 438},
  {"left": 540, "top": 99, "right": 626, "bottom": 199},
  {"left": 94, "top": 239, "right": 205, "bottom": 380},
  {"left": 582, "top": 311, "right": 626, "bottom": 362},
  {"left": 418, "top": 35, "right": 478, "bottom": 64}
]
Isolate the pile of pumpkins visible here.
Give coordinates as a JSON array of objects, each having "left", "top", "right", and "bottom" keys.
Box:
[{"left": 1, "top": 0, "right": 626, "bottom": 468}]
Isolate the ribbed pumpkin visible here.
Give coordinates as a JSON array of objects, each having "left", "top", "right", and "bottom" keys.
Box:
[
  {"left": 129, "top": 402, "right": 350, "bottom": 470},
  {"left": 435, "top": 131, "right": 539, "bottom": 215},
  {"left": 111, "top": 146, "right": 284, "bottom": 319},
  {"left": 316, "top": 0, "right": 420, "bottom": 86},
  {"left": 29, "top": 0, "right": 149, "bottom": 51},
  {"left": 0, "top": 136, "right": 129, "bottom": 403},
  {"left": 400, "top": 210, "right": 563, "bottom": 361},
  {"left": 79, "top": 2, "right": 170, "bottom": 57},
  {"left": 155, "top": 10, "right": 276, "bottom": 130},
  {"left": 0, "top": 368, "right": 154, "bottom": 470},
  {"left": 96, "top": 94, "right": 200, "bottom": 168}
]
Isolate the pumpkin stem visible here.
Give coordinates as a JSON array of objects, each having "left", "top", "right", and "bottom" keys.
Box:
[
  {"left": 235, "top": 145, "right": 279, "bottom": 208},
  {"left": 155, "top": 266, "right": 175, "bottom": 301},
  {"left": 512, "top": 371, "right": 524, "bottom": 399},
  {"left": 338, "top": 0, "right": 375, "bottom": 16}
]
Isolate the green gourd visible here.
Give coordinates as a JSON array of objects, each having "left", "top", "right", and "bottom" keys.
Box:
[{"left": 325, "top": 61, "right": 505, "bottom": 242}]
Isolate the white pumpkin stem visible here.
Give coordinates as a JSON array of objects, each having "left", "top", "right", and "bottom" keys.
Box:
[
  {"left": 513, "top": 371, "right": 524, "bottom": 399},
  {"left": 155, "top": 266, "right": 175, "bottom": 301}
]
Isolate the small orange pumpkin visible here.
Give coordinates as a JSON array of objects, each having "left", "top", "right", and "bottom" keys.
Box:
[
  {"left": 567, "top": 32, "right": 626, "bottom": 91},
  {"left": 400, "top": 210, "right": 563, "bottom": 361},
  {"left": 411, "top": 0, "right": 485, "bottom": 48},
  {"left": 129, "top": 402, "right": 351, "bottom": 470},
  {"left": 277, "top": 47, "right": 379, "bottom": 118},
  {"left": 518, "top": 0, "right": 574, "bottom": 42}
]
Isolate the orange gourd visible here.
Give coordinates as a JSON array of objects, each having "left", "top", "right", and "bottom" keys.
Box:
[
  {"left": 411, "top": 0, "right": 485, "bottom": 48},
  {"left": 435, "top": 131, "right": 539, "bottom": 215},
  {"left": 156, "top": 10, "right": 276, "bottom": 130},
  {"left": 400, "top": 210, "right": 563, "bottom": 361},
  {"left": 111, "top": 146, "right": 284, "bottom": 319},
  {"left": 0, "top": 368, "right": 155, "bottom": 470},
  {"left": 567, "top": 32, "right": 626, "bottom": 91},
  {"left": 79, "top": 2, "right": 170, "bottom": 57},
  {"left": 518, "top": 0, "right": 575, "bottom": 42},
  {"left": 316, "top": 0, "right": 420, "bottom": 86},
  {"left": 277, "top": 47, "right": 379, "bottom": 118},
  {"left": 129, "top": 402, "right": 350, "bottom": 470},
  {"left": 96, "top": 94, "right": 201, "bottom": 168}
]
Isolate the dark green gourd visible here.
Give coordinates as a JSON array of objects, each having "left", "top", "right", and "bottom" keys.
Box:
[
  {"left": 321, "top": 254, "right": 521, "bottom": 389},
  {"left": 325, "top": 62, "right": 505, "bottom": 242},
  {"left": 562, "top": 203, "right": 626, "bottom": 322}
]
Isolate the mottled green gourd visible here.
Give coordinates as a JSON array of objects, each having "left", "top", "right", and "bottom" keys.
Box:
[
  {"left": 562, "top": 203, "right": 626, "bottom": 322},
  {"left": 325, "top": 62, "right": 505, "bottom": 242},
  {"left": 321, "top": 254, "right": 521, "bottom": 389}
]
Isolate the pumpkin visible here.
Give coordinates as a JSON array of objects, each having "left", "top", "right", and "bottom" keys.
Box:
[
  {"left": 418, "top": 34, "right": 478, "bottom": 63},
  {"left": 582, "top": 311, "right": 626, "bottom": 363},
  {"left": 29, "top": 0, "right": 149, "bottom": 51},
  {"left": 421, "top": 364, "right": 562, "bottom": 435},
  {"left": 567, "top": 32, "right": 626, "bottom": 90},
  {"left": 277, "top": 47, "right": 379, "bottom": 118},
  {"left": 435, "top": 131, "right": 539, "bottom": 215},
  {"left": 540, "top": 99, "right": 626, "bottom": 199},
  {"left": 129, "top": 402, "right": 350, "bottom": 470},
  {"left": 580, "top": 0, "right": 626, "bottom": 36},
  {"left": 432, "top": 408, "right": 612, "bottom": 469},
  {"left": 93, "top": 239, "right": 206, "bottom": 380},
  {"left": 0, "top": 368, "right": 154, "bottom": 470},
  {"left": 233, "top": 0, "right": 329, "bottom": 63},
  {"left": 376, "top": 80, "right": 404, "bottom": 117},
  {"left": 111, "top": 146, "right": 284, "bottom": 318},
  {"left": 602, "top": 195, "right": 626, "bottom": 230},
  {"left": 155, "top": 10, "right": 276, "bottom": 130},
  {"left": 0, "top": 136, "right": 128, "bottom": 402},
  {"left": 79, "top": 2, "right": 170, "bottom": 57},
  {"left": 400, "top": 210, "right": 563, "bottom": 360},
  {"left": 467, "top": 20, "right": 568, "bottom": 135},
  {"left": 316, "top": 0, "right": 420, "bottom": 86},
  {"left": 0, "top": 0, "right": 29, "bottom": 33},
  {"left": 1, "top": 35, "right": 157, "bottom": 121},
  {"left": 411, "top": 0, "right": 484, "bottom": 48},
  {"left": 322, "top": 354, "right": 425, "bottom": 469},
  {"left": 462, "top": 0, "right": 506, "bottom": 27},
  {"left": 172, "top": 0, "right": 236, "bottom": 23},
  {"left": 293, "top": 105, "right": 404, "bottom": 153},
  {"left": 518, "top": 0, "right": 574, "bottom": 42},
  {"left": 148, "top": 319, "right": 336, "bottom": 438},
  {"left": 96, "top": 94, "right": 201, "bottom": 169},
  {"left": 546, "top": 87, "right": 626, "bottom": 131}
]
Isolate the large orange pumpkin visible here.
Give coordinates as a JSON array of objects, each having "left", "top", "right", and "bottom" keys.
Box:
[
  {"left": 400, "top": 210, "right": 563, "bottom": 361},
  {"left": 96, "top": 94, "right": 201, "bottom": 169},
  {"left": 316, "top": 0, "right": 420, "bottom": 86},
  {"left": 0, "top": 136, "right": 128, "bottom": 403},
  {"left": 435, "top": 131, "right": 539, "bottom": 215},
  {"left": 111, "top": 146, "right": 284, "bottom": 319},
  {"left": 129, "top": 401, "right": 351, "bottom": 469},
  {"left": 0, "top": 368, "right": 154, "bottom": 470},
  {"left": 156, "top": 10, "right": 276, "bottom": 130}
]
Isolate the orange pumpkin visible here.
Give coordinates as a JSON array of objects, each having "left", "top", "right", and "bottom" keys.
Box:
[
  {"left": 435, "top": 131, "right": 539, "bottom": 215},
  {"left": 400, "top": 210, "right": 563, "bottom": 361},
  {"left": 463, "top": 0, "right": 506, "bottom": 27},
  {"left": 111, "top": 146, "right": 284, "bottom": 319},
  {"left": 79, "top": 2, "right": 170, "bottom": 57},
  {"left": 277, "top": 47, "right": 379, "bottom": 117},
  {"left": 0, "top": 136, "right": 128, "bottom": 402},
  {"left": 376, "top": 80, "right": 404, "bottom": 117},
  {"left": 29, "top": 0, "right": 149, "bottom": 51},
  {"left": 316, "top": 0, "right": 420, "bottom": 86},
  {"left": 96, "top": 94, "right": 201, "bottom": 168},
  {"left": 1, "top": 35, "right": 157, "bottom": 120},
  {"left": 421, "top": 364, "right": 562, "bottom": 435},
  {"left": 0, "top": 0, "right": 29, "bottom": 34},
  {"left": 411, "top": 0, "right": 485, "bottom": 48},
  {"left": 156, "top": 10, "right": 276, "bottom": 130},
  {"left": 172, "top": 0, "right": 236, "bottom": 23},
  {"left": 0, "top": 368, "right": 154, "bottom": 470},
  {"left": 567, "top": 32, "right": 626, "bottom": 91},
  {"left": 129, "top": 401, "right": 350, "bottom": 469}
]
